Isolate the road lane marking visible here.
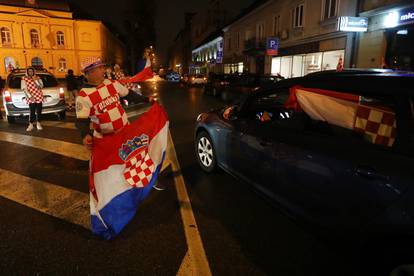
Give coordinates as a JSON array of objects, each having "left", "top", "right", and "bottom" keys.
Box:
[
  {"left": 0, "top": 131, "right": 89, "bottom": 161},
  {"left": 0, "top": 168, "right": 89, "bottom": 229},
  {"left": 166, "top": 132, "right": 212, "bottom": 276}
]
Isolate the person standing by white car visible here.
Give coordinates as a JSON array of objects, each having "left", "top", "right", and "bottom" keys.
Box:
[{"left": 21, "top": 67, "right": 44, "bottom": 131}]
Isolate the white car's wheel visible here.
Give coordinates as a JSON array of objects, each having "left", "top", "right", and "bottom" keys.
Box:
[{"left": 195, "top": 131, "right": 216, "bottom": 172}]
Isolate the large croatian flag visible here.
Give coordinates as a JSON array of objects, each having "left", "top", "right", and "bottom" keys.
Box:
[
  {"left": 127, "top": 58, "right": 154, "bottom": 83},
  {"left": 90, "top": 103, "right": 168, "bottom": 239}
]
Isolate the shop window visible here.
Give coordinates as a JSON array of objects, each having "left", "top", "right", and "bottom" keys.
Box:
[
  {"left": 58, "top": 58, "right": 67, "bottom": 72},
  {"left": 273, "top": 15, "right": 281, "bottom": 36},
  {"left": 4, "top": 57, "right": 15, "bottom": 72},
  {"left": 281, "top": 56, "right": 293, "bottom": 78},
  {"left": 31, "top": 57, "right": 43, "bottom": 67},
  {"left": 323, "top": 0, "right": 338, "bottom": 20},
  {"left": 292, "top": 4, "right": 304, "bottom": 28},
  {"left": 322, "top": 50, "right": 344, "bottom": 70},
  {"left": 304, "top": 52, "right": 322, "bottom": 75},
  {"left": 292, "top": 55, "right": 305, "bottom": 77},
  {"left": 271, "top": 57, "right": 281, "bottom": 75},
  {"left": 1, "top": 27, "right": 11, "bottom": 46},
  {"left": 30, "top": 29, "right": 40, "bottom": 48},
  {"left": 56, "top": 31, "right": 65, "bottom": 47}
]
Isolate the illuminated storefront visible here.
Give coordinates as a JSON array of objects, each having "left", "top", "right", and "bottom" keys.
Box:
[
  {"left": 271, "top": 49, "right": 345, "bottom": 78},
  {"left": 358, "top": 3, "right": 414, "bottom": 70}
]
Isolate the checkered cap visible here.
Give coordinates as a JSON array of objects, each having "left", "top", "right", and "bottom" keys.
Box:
[
  {"left": 124, "top": 148, "right": 155, "bottom": 187},
  {"left": 354, "top": 105, "right": 396, "bottom": 147},
  {"left": 81, "top": 57, "right": 105, "bottom": 73}
]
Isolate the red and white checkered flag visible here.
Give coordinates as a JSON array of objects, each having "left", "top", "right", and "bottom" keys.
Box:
[{"left": 123, "top": 148, "right": 156, "bottom": 187}]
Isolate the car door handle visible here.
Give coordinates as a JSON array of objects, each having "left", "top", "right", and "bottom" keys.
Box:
[{"left": 355, "top": 166, "right": 389, "bottom": 181}]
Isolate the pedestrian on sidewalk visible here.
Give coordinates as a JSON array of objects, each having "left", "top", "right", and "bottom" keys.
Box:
[
  {"left": 21, "top": 67, "right": 44, "bottom": 131},
  {"left": 65, "top": 69, "right": 79, "bottom": 111}
]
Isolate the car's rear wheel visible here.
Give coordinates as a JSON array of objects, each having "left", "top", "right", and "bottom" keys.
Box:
[
  {"left": 58, "top": 111, "right": 66, "bottom": 120},
  {"left": 6, "top": 115, "right": 15, "bottom": 124},
  {"left": 195, "top": 131, "right": 216, "bottom": 172}
]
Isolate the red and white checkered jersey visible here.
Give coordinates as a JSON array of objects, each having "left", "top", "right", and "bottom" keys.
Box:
[
  {"left": 114, "top": 71, "right": 125, "bottom": 81},
  {"left": 21, "top": 76, "right": 43, "bottom": 104},
  {"left": 76, "top": 79, "right": 129, "bottom": 136}
]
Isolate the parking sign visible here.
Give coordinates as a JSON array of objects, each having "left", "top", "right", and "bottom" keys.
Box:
[{"left": 266, "top": 37, "right": 279, "bottom": 56}]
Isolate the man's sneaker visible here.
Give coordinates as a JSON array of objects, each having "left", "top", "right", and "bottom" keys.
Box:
[
  {"left": 26, "top": 124, "right": 34, "bottom": 132},
  {"left": 153, "top": 182, "right": 166, "bottom": 191},
  {"left": 36, "top": 122, "right": 43, "bottom": 130}
]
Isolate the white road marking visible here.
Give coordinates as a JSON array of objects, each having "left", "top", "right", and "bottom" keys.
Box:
[
  {"left": 0, "top": 131, "right": 89, "bottom": 161},
  {"left": 166, "top": 132, "right": 212, "bottom": 276},
  {"left": 40, "top": 121, "right": 77, "bottom": 130},
  {"left": 0, "top": 168, "right": 89, "bottom": 228}
]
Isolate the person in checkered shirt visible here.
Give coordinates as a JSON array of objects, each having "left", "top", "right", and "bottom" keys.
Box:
[
  {"left": 75, "top": 59, "right": 129, "bottom": 148},
  {"left": 21, "top": 67, "right": 44, "bottom": 131}
]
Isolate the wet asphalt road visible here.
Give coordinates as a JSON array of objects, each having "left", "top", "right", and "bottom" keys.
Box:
[{"left": 0, "top": 79, "right": 408, "bottom": 275}]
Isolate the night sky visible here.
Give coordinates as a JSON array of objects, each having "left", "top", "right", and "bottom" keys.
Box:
[{"left": 69, "top": 0, "right": 256, "bottom": 64}]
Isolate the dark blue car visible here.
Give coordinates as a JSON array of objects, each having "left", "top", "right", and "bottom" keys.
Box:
[{"left": 194, "top": 70, "right": 414, "bottom": 236}]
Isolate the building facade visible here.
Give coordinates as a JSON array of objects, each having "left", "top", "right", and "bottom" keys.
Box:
[
  {"left": 357, "top": 0, "right": 414, "bottom": 70},
  {"left": 0, "top": 0, "right": 125, "bottom": 78},
  {"left": 191, "top": 32, "right": 223, "bottom": 75},
  {"left": 223, "top": 0, "right": 361, "bottom": 77}
]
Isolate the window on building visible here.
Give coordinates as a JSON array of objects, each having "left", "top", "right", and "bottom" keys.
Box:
[
  {"left": 324, "top": 0, "right": 337, "bottom": 19},
  {"left": 227, "top": 37, "right": 231, "bottom": 51},
  {"left": 236, "top": 32, "right": 240, "bottom": 49},
  {"left": 31, "top": 57, "right": 43, "bottom": 67},
  {"left": 273, "top": 15, "right": 281, "bottom": 36},
  {"left": 1, "top": 27, "right": 11, "bottom": 46},
  {"left": 56, "top": 31, "right": 65, "bottom": 47},
  {"left": 256, "top": 23, "right": 265, "bottom": 41},
  {"left": 292, "top": 4, "right": 304, "bottom": 28},
  {"left": 58, "top": 58, "right": 67, "bottom": 72},
  {"left": 30, "top": 29, "right": 40, "bottom": 48}
]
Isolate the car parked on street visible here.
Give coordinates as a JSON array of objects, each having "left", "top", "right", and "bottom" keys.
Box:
[
  {"left": 2, "top": 68, "right": 66, "bottom": 123},
  {"left": 195, "top": 69, "right": 414, "bottom": 239},
  {"left": 166, "top": 71, "right": 181, "bottom": 82},
  {"left": 218, "top": 73, "right": 284, "bottom": 102},
  {"left": 204, "top": 73, "right": 231, "bottom": 96},
  {"left": 187, "top": 74, "right": 207, "bottom": 86}
]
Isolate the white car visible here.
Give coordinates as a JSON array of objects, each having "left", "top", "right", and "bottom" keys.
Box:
[
  {"left": 2, "top": 68, "right": 66, "bottom": 123},
  {"left": 188, "top": 75, "right": 207, "bottom": 86}
]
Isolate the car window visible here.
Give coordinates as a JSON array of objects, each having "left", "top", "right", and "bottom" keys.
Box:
[
  {"left": 280, "top": 87, "right": 408, "bottom": 153},
  {"left": 8, "top": 74, "right": 58, "bottom": 88},
  {"left": 242, "top": 89, "right": 290, "bottom": 122}
]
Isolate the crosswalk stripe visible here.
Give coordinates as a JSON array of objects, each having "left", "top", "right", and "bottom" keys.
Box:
[
  {"left": 0, "top": 131, "right": 89, "bottom": 161},
  {"left": 40, "top": 121, "right": 77, "bottom": 130},
  {"left": 0, "top": 168, "right": 89, "bottom": 229}
]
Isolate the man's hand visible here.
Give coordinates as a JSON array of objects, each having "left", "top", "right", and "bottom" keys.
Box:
[{"left": 82, "top": 134, "right": 93, "bottom": 151}]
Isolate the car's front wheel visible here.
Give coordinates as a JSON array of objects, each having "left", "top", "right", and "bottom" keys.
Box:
[{"left": 195, "top": 131, "right": 216, "bottom": 172}]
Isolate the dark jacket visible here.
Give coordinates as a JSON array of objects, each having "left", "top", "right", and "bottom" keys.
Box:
[{"left": 66, "top": 74, "right": 79, "bottom": 91}]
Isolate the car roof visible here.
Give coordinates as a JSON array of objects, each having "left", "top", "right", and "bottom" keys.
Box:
[{"left": 256, "top": 70, "right": 414, "bottom": 97}]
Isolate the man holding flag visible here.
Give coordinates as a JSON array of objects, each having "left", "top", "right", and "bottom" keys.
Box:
[{"left": 75, "top": 58, "right": 168, "bottom": 240}]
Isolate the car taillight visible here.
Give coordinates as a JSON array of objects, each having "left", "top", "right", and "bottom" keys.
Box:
[
  {"left": 4, "top": 90, "right": 11, "bottom": 102},
  {"left": 59, "top": 87, "right": 65, "bottom": 99}
]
